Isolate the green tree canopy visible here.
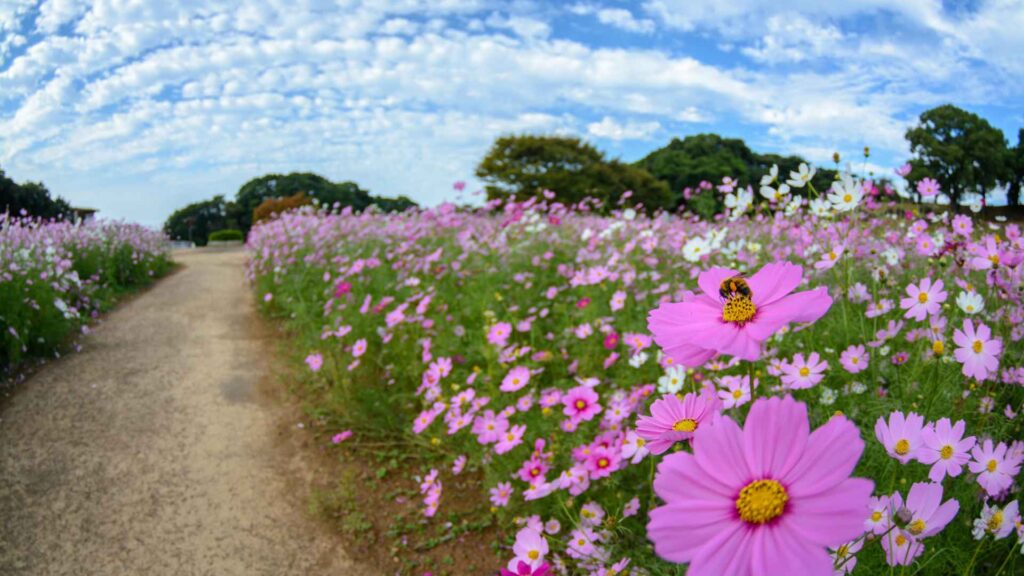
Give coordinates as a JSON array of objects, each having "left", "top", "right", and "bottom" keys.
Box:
[
  {"left": 636, "top": 134, "right": 836, "bottom": 200},
  {"left": 1006, "top": 128, "right": 1023, "bottom": 208},
  {"left": 905, "top": 104, "right": 1009, "bottom": 207},
  {"left": 233, "top": 172, "right": 375, "bottom": 232},
  {"left": 475, "top": 134, "right": 672, "bottom": 211},
  {"left": 163, "top": 195, "right": 232, "bottom": 246},
  {"left": 0, "top": 167, "right": 73, "bottom": 220}
]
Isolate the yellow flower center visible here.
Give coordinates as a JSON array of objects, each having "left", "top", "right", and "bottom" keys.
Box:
[
  {"left": 895, "top": 534, "right": 907, "bottom": 546},
  {"left": 871, "top": 511, "right": 883, "bottom": 522},
  {"left": 673, "top": 419, "right": 697, "bottom": 432},
  {"left": 988, "top": 511, "right": 1005, "bottom": 533},
  {"left": 972, "top": 340, "right": 983, "bottom": 353},
  {"left": 987, "top": 459, "right": 998, "bottom": 472},
  {"left": 735, "top": 479, "right": 788, "bottom": 525},
  {"left": 843, "top": 193, "right": 852, "bottom": 202},
  {"left": 597, "top": 458, "right": 609, "bottom": 468},
  {"left": 732, "top": 389, "right": 742, "bottom": 399},
  {"left": 918, "top": 292, "right": 928, "bottom": 303},
  {"left": 990, "top": 254, "right": 1000, "bottom": 265},
  {"left": 799, "top": 367, "right": 810, "bottom": 377},
  {"left": 528, "top": 550, "right": 540, "bottom": 560},
  {"left": 908, "top": 519, "right": 926, "bottom": 535},
  {"left": 829, "top": 251, "right": 837, "bottom": 260},
  {"left": 722, "top": 295, "right": 757, "bottom": 324},
  {"left": 940, "top": 445, "right": 954, "bottom": 460},
  {"left": 636, "top": 438, "right": 646, "bottom": 447},
  {"left": 895, "top": 439, "right": 911, "bottom": 455},
  {"left": 575, "top": 400, "right": 586, "bottom": 410},
  {"left": 837, "top": 544, "right": 849, "bottom": 558},
  {"left": 932, "top": 341, "right": 944, "bottom": 355}
]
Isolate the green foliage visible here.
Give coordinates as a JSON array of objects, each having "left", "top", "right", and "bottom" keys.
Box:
[
  {"left": 636, "top": 133, "right": 836, "bottom": 214},
  {"left": 235, "top": 172, "right": 375, "bottom": 232},
  {"left": 163, "top": 195, "right": 232, "bottom": 246},
  {"left": 475, "top": 134, "right": 673, "bottom": 212},
  {"left": 906, "top": 104, "right": 1010, "bottom": 207},
  {"left": 1006, "top": 129, "right": 1023, "bottom": 208},
  {"left": 208, "top": 229, "right": 244, "bottom": 242},
  {"left": 0, "top": 167, "right": 73, "bottom": 220}
]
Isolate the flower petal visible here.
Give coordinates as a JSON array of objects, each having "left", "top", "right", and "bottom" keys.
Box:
[
  {"left": 748, "top": 262, "right": 803, "bottom": 306},
  {"left": 784, "top": 414, "right": 865, "bottom": 497},
  {"left": 743, "top": 396, "right": 809, "bottom": 480}
]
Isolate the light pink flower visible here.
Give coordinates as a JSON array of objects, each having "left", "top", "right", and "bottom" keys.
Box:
[
  {"left": 648, "top": 262, "right": 832, "bottom": 366},
  {"left": 918, "top": 418, "right": 975, "bottom": 482},
  {"left": 501, "top": 365, "right": 532, "bottom": 392},
  {"left": 900, "top": 278, "right": 947, "bottom": 321},
  {"left": 969, "top": 440, "right": 1022, "bottom": 497},
  {"left": 875, "top": 411, "right": 925, "bottom": 464},
  {"left": 490, "top": 481, "right": 513, "bottom": 507},
  {"left": 953, "top": 319, "right": 1002, "bottom": 381},
  {"left": 780, "top": 352, "right": 828, "bottom": 389},
  {"left": 635, "top": 391, "right": 721, "bottom": 454},
  {"left": 647, "top": 396, "right": 873, "bottom": 574},
  {"left": 839, "top": 344, "right": 868, "bottom": 374},
  {"left": 305, "top": 352, "right": 323, "bottom": 372},
  {"left": 510, "top": 527, "right": 548, "bottom": 571}
]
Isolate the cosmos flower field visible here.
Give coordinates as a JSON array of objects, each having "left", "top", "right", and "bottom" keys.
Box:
[
  {"left": 247, "top": 171, "right": 1023, "bottom": 575},
  {"left": 1, "top": 214, "right": 171, "bottom": 378}
]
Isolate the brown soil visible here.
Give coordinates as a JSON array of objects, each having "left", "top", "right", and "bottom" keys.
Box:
[{"left": 0, "top": 247, "right": 377, "bottom": 575}]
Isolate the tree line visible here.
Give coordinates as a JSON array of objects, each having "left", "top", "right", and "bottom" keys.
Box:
[
  {"left": 477, "top": 104, "right": 1024, "bottom": 215},
  {"left": 0, "top": 168, "right": 73, "bottom": 220}
]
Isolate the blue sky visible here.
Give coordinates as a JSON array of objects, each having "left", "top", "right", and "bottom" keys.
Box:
[{"left": 1, "top": 0, "right": 1022, "bottom": 227}]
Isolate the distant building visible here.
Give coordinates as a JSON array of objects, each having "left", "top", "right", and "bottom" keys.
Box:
[{"left": 72, "top": 207, "right": 97, "bottom": 223}]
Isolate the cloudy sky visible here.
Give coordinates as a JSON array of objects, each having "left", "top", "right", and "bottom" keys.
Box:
[{"left": 1, "top": 0, "right": 1022, "bottom": 227}]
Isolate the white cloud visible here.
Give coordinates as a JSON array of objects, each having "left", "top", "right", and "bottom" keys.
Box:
[
  {"left": 587, "top": 116, "right": 661, "bottom": 140},
  {"left": 569, "top": 4, "right": 656, "bottom": 34}
]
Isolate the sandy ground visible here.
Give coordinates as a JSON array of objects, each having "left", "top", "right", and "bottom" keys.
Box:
[{"left": 0, "top": 248, "right": 373, "bottom": 576}]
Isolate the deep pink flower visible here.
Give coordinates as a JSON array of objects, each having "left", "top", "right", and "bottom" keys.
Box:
[
  {"left": 953, "top": 319, "right": 1002, "bottom": 382},
  {"left": 562, "top": 385, "right": 602, "bottom": 423},
  {"left": 499, "top": 561, "right": 551, "bottom": 576},
  {"left": 648, "top": 262, "right": 832, "bottom": 366},
  {"left": 647, "top": 396, "right": 873, "bottom": 574},
  {"left": 635, "top": 391, "right": 721, "bottom": 454},
  {"left": 584, "top": 445, "right": 621, "bottom": 479}
]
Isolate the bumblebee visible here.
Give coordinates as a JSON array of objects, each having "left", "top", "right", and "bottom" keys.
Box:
[{"left": 719, "top": 275, "right": 752, "bottom": 300}]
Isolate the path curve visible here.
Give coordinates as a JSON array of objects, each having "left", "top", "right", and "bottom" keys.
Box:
[{"left": 0, "top": 248, "right": 370, "bottom": 575}]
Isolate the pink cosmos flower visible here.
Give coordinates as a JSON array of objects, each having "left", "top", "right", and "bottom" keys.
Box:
[
  {"left": 562, "top": 386, "right": 602, "bottom": 423},
  {"left": 875, "top": 411, "right": 925, "bottom": 464},
  {"left": 648, "top": 262, "right": 832, "bottom": 366},
  {"left": 969, "top": 440, "right": 1022, "bottom": 498},
  {"left": 351, "top": 338, "right": 367, "bottom": 358},
  {"left": 510, "top": 527, "right": 548, "bottom": 571},
  {"left": 647, "top": 396, "right": 873, "bottom": 575},
  {"left": 490, "top": 481, "right": 513, "bottom": 507},
  {"left": 881, "top": 482, "right": 958, "bottom": 566},
  {"left": 635, "top": 391, "right": 721, "bottom": 454},
  {"left": 839, "top": 344, "right": 868, "bottom": 374},
  {"left": 305, "top": 352, "right": 323, "bottom": 372},
  {"left": 900, "top": 278, "right": 947, "bottom": 321},
  {"left": 814, "top": 245, "right": 844, "bottom": 271},
  {"left": 829, "top": 538, "right": 863, "bottom": 574},
  {"left": 918, "top": 418, "right": 975, "bottom": 482},
  {"left": 500, "top": 561, "right": 551, "bottom": 576},
  {"left": 585, "top": 446, "right": 621, "bottom": 480},
  {"left": 495, "top": 424, "right": 527, "bottom": 455},
  {"left": 472, "top": 410, "right": 509, "bottom": 444},
  {"left": 716, "top": 375, "right": 753, "bottom": 409},
  {"left": 780, "top": 352, "right": 828, "bottom": 389},
  {"left": 331, "top": 430, "right": 352, "bottom": 444},
  {"left": 501, "top": 366, "right": 532, "bottom": 392},
  {"left": 953, "top": 319, "right": 1003, "bottom": 382},
  {"left": 917, "top": 177, "right": 941, "bottom": 198},
  {"left": 451, "top": 455, "right": 466, "bottom": 475},
  {"left": 488, "top": 322, "right": 512, "bottom": 347}
]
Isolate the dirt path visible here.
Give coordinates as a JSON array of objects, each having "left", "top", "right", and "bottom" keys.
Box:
[{"left": 0, "top": 248, "right": 372, "bottom": 575}]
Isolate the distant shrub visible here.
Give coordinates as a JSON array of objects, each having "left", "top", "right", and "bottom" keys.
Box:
[
  {"left": 208, "top": 229, "right": 244, "bottom": 242},
  {"left": 253, "top": 192, "right": 312, "bottom": 224}
]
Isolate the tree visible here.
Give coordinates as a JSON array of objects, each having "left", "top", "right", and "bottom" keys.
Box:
[
  {"left": 905, "top": 105, "right": 1008, "bottom": 208},
  {"left": 636, "top": 134, "right": 836, "bottom": 212},
  {"left": 163, "top": 195, "right": 233, "bottom": 246},
  {"left": 0, "top": 167, "right": 73, "bottom": 220},
  {"left": 1007, "top": 129, "right": 1023, "bottom": 209},
  {"left": 475, "top": 134, "right": 672, "bottom": 211},
  {"left": 234, "top": 172, "right": 374, "bottom": 233}
]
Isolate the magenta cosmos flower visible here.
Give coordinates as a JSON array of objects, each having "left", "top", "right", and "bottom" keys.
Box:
[
  {"left": 636, "top": 391, "right": 721, "bottom": 454},
  {"left": 647, "top": 396, "right": 873, "bottom": 575},
  {"left": 953, "top": 319, "right": 1002, "bottom": 381},
  {"left": 561, "top": 385, "right": 602, "bottom": 423},
  {"left": 648, "top": 263, "right": 832, "bottom": 366}
]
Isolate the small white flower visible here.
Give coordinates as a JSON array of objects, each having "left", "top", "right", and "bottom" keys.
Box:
[
  {"left": 621, "top": 208, "right": 636, "bottom": 221},
  {"left": 820, "top": 387, "right": 837, "bottom": 405},
  {"left": 827, "top": 175, "right": 864, "bottom": 212},
  {"left": 786, "top": 163, "right": 816, "bottom": 188},
  {"left": 682, "top": 236, "right": 711, "bottom": 262},
  {"left": 628, "top": 351, "right": 649, "bottom": 368},
  {"left": 657, "top": 365, "right": 687, "bottom": 394},
  {"left": 956, "top": 291, "right": 984, "bottom": 315}
]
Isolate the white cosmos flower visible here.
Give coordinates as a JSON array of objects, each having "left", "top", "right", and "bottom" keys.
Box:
[
  {"left": 786, "top": 163, "right": 816, "bottom": 188},
  {"left": 682, "top": 236, "right": 711, "bottom": 262},
  {"left": 827, "top": 175, "right": 863, "bottom": 212},
  {"left": 622, "top": 208, "right": 637, "bottom": 221},
  {"left": 809, "top": 198, "right": 832, "bottom": 217},
  {"left": 759, "top": 182, "right": 790, "bottom": 202},
  {"left": 784, "top": 195, "right": 803, "bottom": 216},
  {"left": 657, "top": 365, "right": 687, "bottom": 394},
  {"left": 760, "top": 164, "right": 779, "bottom": 186},
  {"left": 629, "top": 351, "right": 649, "bottom": 368},
  {"left": 956, "top": 291, "right": 985, "bottom": 315}
]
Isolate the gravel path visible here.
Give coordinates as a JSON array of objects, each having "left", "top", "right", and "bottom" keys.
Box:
[{"left": 0, "top": 248, "right": 370, "bottom": 576}]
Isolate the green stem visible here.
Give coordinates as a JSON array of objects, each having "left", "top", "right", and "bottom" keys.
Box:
[
  {"left": 748, "top": 362, "right": 757, "bottom": 406},
  {"left": 963, "top": 538, "right": 986, "bottom": 576},
  {"left": 994, "top": 538, "right": 1020, "bottom": 576}
]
